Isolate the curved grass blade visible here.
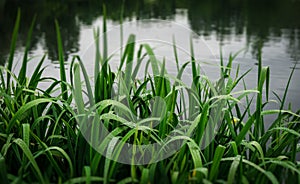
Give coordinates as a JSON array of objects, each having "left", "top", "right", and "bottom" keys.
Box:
[
  {"left": 75, "top": 56, "right": 94, "bottom": 106},
  {"left": 227, "top": 155, "right": 240, "bottom": 184},
  {"left": 142, "top": 44, "right": 159, "bottom": 76},
  {"left": 221, "top": 157, "right": 279, "bottom": 184},
  {"left": 8, "top": 98, "right": 54, "bottom": 132},
  {"left": 13, "top": 138, "right": 45, "bottom": 183},
  {"left": 116, "top": 177, "right": 138, "bottom": 184},
  {"left": 187, "top": 141, "right": 203, "bottom": 181},
  {"left": 30, "top": 132, "right": 71, "bottom": 179},
  {"left": 63, "top": 177, "right": 104, "bottom": 184},
  {"left": 28, "top": 54, "right": 47, "bottom": 89}
]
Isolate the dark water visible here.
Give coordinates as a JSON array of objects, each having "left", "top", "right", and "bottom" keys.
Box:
[{"left": 0, "top": 0, "right": 300, "bottom": 110}]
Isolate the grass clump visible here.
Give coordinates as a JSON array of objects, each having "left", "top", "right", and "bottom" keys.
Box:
[{"left": 1, "top": 8, "right": 300, "bottom": 184}]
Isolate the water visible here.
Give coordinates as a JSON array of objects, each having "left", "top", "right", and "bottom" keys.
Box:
[{"left": 0, "top": 0, "right": 299, "bottom": 111}]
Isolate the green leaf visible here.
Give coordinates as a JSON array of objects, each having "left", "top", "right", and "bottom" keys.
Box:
[
  {"left": 235, "top": 114, "right": 256, "bottom": 145},
  {"left": 73, "top": 63, "right": 85, "bottom": 115},
  {"left": 13, "top": 138, "right": 45, "bottom": 183},
  {"left": 140, "top": 168, "right": 149, "bottom": 184},
  {"left": 221, "top": 157, "right": 279, "bottom": 184},
  {"left": 22, "top": 124, "right": 30, "bottom": 147},
  {"left": 8, "top": 98, "right": 54, "bottom": 132},
  {"left": 84, "top": 166, "right": 91, "bottom": 184},
  {"left": 63, "top": 177, "right": 104, "bottom": 184},
  {"left": 6, "top": 8, "right": 21, "bottom": 91},
  {"left": 187, "top": 142, "right": 202, "bottom": 168},
  {"left": 143, "top": 44, "right": 159, "bottom": 76},
  {"left": 76, "top": 56, "right": 94, "bottom": 106},
  {"left": 0, "top": 153, "right": 9, "bottom": 184},
  {"left": 18, "top": 15, "right": 36, "bottom": 85},
  {"left": 28, "top": 54, "right": 47, "bottom": 89},
  {"left": 209, "top": 145, "right": 225, "bottom": 181},
  {"left": 55, "top": 20, "right": 68, "bottom": 101},
  {"left": 227, "top": 155, "right": 240, "bottom": 184}
]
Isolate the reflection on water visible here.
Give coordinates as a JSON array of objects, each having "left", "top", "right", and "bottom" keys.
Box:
[
  {"left": 0, "top": 0, "right": 299, "bottom": 64},
  {"left": 0, "top": 0, "right": 300, "bottom": 111}
]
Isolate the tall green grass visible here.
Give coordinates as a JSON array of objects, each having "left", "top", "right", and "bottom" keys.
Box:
[{"left": 0, "top": 8, "right": 300, "bottom": 184}]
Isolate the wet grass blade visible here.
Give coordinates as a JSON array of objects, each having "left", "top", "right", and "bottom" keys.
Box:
[
  {"left": 75, "top": 56, "right": 94, "bottom": 106},
  {"left": 120, "top": 0, "right": 124, "bottom": 61},
  {"left": 208, "top": 145, "right": 225, "bottom": 181},
  {"left": 18, "top": 15, "right": 36, "bottom": 85},
  {"left": 102, "top": 4, "right": 108, "bottom": 68},
  {"left": 254, "top": 66, "right": 269, "bottom": 139},
  {"left": 63, "top": 177, "right": 104, "bottom": 184},
  {"left": 84, "top": 166, "right": 91, "bottom": 184},
  {"left": 190, "top": 35, "right": 197, "bottom": 81},
  {"left": 172, "top": 36, "right": 180, "bottom": 71},
  {"left": 7, "top": 98, "right": 53, "bottom": 132},
  {"left": 13, "top": 138, "right": 45, "bottom": 183},
  {"left": 55, "top": 20, "right": 68, "bottom": 101},
  {"left": 143, "top": 44, "right": 159, "bottom": 76},
  {"left": 28, "top": 54, "right": 46, "bottom": 89},
  {"left": 6, "top": 8, "right": 21, "bottom": 91},
  {"left": 227, "top": 155, "right": 240, "bottom": 184},
  {"left": 221, "top": 157, "right": 279, "bottom": 184},
  {"left": 123, "top": 34, "right": 136, "bottom": 86},
  {"left": 94, "top": 27, "right": 101, "bottom": 84},
  {"left": 235, "top": 114, "right": 256, "bottom": 145},
  {"left": 73, "top": 63, "right": 85, "bottom": 115},
  {"left": 22, "top": 124, "right": 30, "bottom": 147},
  {"left": 30, "top": 130, "right": 72, "bottom": 179},
  {"left": 140, "top": 168, "right": 150, "bottom": 184},
  {"left": 187, "top": 142, "right": 202, "bottom": 180}
]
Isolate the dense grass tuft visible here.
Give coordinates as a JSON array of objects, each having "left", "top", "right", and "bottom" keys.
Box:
[{"left": 0, "top": 9, "right": 300, "bottom": 184}]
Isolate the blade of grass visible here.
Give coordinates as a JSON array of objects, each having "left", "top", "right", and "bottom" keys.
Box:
[
  {"left": 0, "top": 153, "right": 9, "bottom": 184},
  {"left": 7, "top": 98, "right": 54, "bottom": 132},
  {"left": 18, "top": 15, "right": 36, "bottom": 85},
  {"left": 55, "top": 20, "right": 68, "bottom": 101},
  {"left": 124, "top": 34, "right": 136, "bottom": 87},
  {"left": 63, "top": 177, "right": 104, "bottom": 184},
  {"left": 30, "top": 132, "right": 71, "bottom": 179},
  {"left": 75, "top": 56, "right": 94, "bottom": 106},
  {"left": 190, "top": 35, "right": 197, "bottom": 81},
  {"left": 208, "top": 145, "right": 225, "bottom": 181},
  {"left": 6, "top": 8, "right": 21, "bottom": 91},
  {"left": 227, "top": 155, "right": 240, "bottom": 184},
  {"left": 221, "top": 157, "right": 279, "bottom": 184},
  {"left": 13, "top": 138, "right": 45, "bottom": 183},
  {"left": 94, "top": 27, "right": 101, "bottom": 84},
  {"left": 73, "top": 63, "right": 85, "bottom": 115},
  {"left": 84, "top": 166, "right": 91, "bottom": 184},
  {"left": 28, "top": 54, "right": 47, "bottom": 89},
  {"left": 142, "top": 44, "right": 159, "bottom": 76},
  {"left": 102, "top": 4, "right": 107, "bottom": 59},
  {"left": 187, "top": 141, "right": 203, "bottom": 181},
  {"left": 235, "top": 114, "right": 256, "bottom": 145}
]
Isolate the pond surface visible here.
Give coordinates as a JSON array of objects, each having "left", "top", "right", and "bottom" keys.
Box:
[{"left": 0, "top": 0, "right": 300, "bottom": 110}]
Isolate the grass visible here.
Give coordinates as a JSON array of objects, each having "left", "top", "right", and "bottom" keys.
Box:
[{"left": 1, "top": 7, "right": 300, "bottom": 184}]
